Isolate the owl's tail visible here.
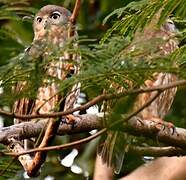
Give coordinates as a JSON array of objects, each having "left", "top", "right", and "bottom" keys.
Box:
[{"left": 98, "top": 131, "right": 125, "bottom": 174}]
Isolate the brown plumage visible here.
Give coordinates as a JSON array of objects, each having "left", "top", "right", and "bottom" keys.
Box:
[
  {"left": 13, "top": 5, "right": 80, "bottom": 148},
  {"left": 99, "top": 17, "right": 179, "bottom": 173},
  {"left": 133, "top": 18, "right": 178, "bottom": 120}
]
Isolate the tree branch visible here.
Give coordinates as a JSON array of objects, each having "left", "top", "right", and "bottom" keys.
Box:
[
  {"left": 2, "top": 114, "right": 186, "bottom": 157},
  {"left": 69, "top": 0, "right": 81, "bottom": 37},
  {"left": 0, "top": 114, "right": 102, "bottom": 145},
  {"left": 70, "top": 0, "right": 81, "bottom": 25},
  {"left": 25, "top": 118, "right": 61, "bottom": 177},
  {"left": 129, "top": 146, "right": 186, "bottom": 156}
]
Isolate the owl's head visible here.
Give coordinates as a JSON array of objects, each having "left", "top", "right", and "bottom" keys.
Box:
[
  {"left": 162, "top": 19, "right": 177, "bottom": 33},
  {"left": 33, "top": 5, "right": 71, "bottom": 40}
]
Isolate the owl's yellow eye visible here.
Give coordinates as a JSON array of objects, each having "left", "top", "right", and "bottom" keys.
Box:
[
  {"left": 36, "top": 17, "right": 42, "bottom": 23},
  {"left": 50, "top": 11, "right": 61, "bottom": 20}
]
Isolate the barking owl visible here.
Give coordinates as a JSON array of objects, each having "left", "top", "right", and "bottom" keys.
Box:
[
  {"left": 13, "top": 5, "right": 80, "bottom": 149},
  {"left": 99, "top": 18, "right": 178, "bottom": 173}
]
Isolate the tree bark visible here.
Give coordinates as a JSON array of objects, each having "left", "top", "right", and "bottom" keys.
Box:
[{"left": 2, "top": 114, "right": 186, "bottom": 151}]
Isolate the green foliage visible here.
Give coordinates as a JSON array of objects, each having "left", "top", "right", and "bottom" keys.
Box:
[
  {"left": 102, "top": 0, "right": 186, "bottom": 42},
  {"left": 0, "top": 145, "right": 21, "bottom": 179},
  {"left": 0, "top": 0, "right": 185, "bottom": 179}
]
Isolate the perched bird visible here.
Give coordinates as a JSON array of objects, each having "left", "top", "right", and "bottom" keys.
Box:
[
  {"left": 13, "top": 5, "right": 80, "bottom": 149},
  {"left": 99, "top": 16, "right": 179, "bottom": 173}
]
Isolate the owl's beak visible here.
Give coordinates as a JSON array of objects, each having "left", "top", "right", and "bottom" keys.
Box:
[{"left": 43, "top": 20, "right": 49, "bottom": 30}]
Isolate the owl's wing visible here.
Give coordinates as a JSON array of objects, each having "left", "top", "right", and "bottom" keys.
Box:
[
  {"left": 13, "top": 82, "right": 35, "bottom": 124},
  {"left": 133, "top": 20, "right": 178, "bottom": 120}
]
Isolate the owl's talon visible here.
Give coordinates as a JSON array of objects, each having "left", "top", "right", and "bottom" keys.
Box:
[
  {"left": 61, "top": 117, "right": 67, "bottom": 124},
  {"left": 66, "top": 114, "right": 77, "bottom": 129},
  {"left": 151, "top": 118, "right": 177, "bottom": 135},
  {"left": 71, "top": 120, "right": 77, "bottom": 129},
  {"left": 171, "top": 126, "right": 176, "bottom": 135},
  {"left": 61, "top": 115, "right": 77, "bottom": 129},
  {"left": 165, "top": 122, "right": 176, "bottom": 135},
  {"left": 161, "top": 122, "right": 176, "bottom": 135},
  {"left": 136, "top": 117, "right": 144, "bottom": 125}
]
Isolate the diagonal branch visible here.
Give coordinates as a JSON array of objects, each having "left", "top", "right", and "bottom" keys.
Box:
[
  {"left": 70, "top": 0, "right": 81, "bottom": 25},
  {"left": 26, "top": 119, "right": 61, "bottom": 176},
  {"left": 1, "top": 79, "right": 186, "bottom": 120},
  {"left": 69, "top": 0, "right": 81, "bottom": 37}
]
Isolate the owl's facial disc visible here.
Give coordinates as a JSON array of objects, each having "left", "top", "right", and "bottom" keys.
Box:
[
  {"left": 33, "top": 5, "right": 71, "bottom": 41},
  {"left": 34, "top": 11, "right": 68, "bottom": 32}
]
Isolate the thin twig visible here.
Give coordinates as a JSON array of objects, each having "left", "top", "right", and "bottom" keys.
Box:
[
  {"left": 69, "top": 0, "right": 81, "bottom": 37},
  {"left": 70, "top": 0, "right": 81, "bottom": 25}
]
